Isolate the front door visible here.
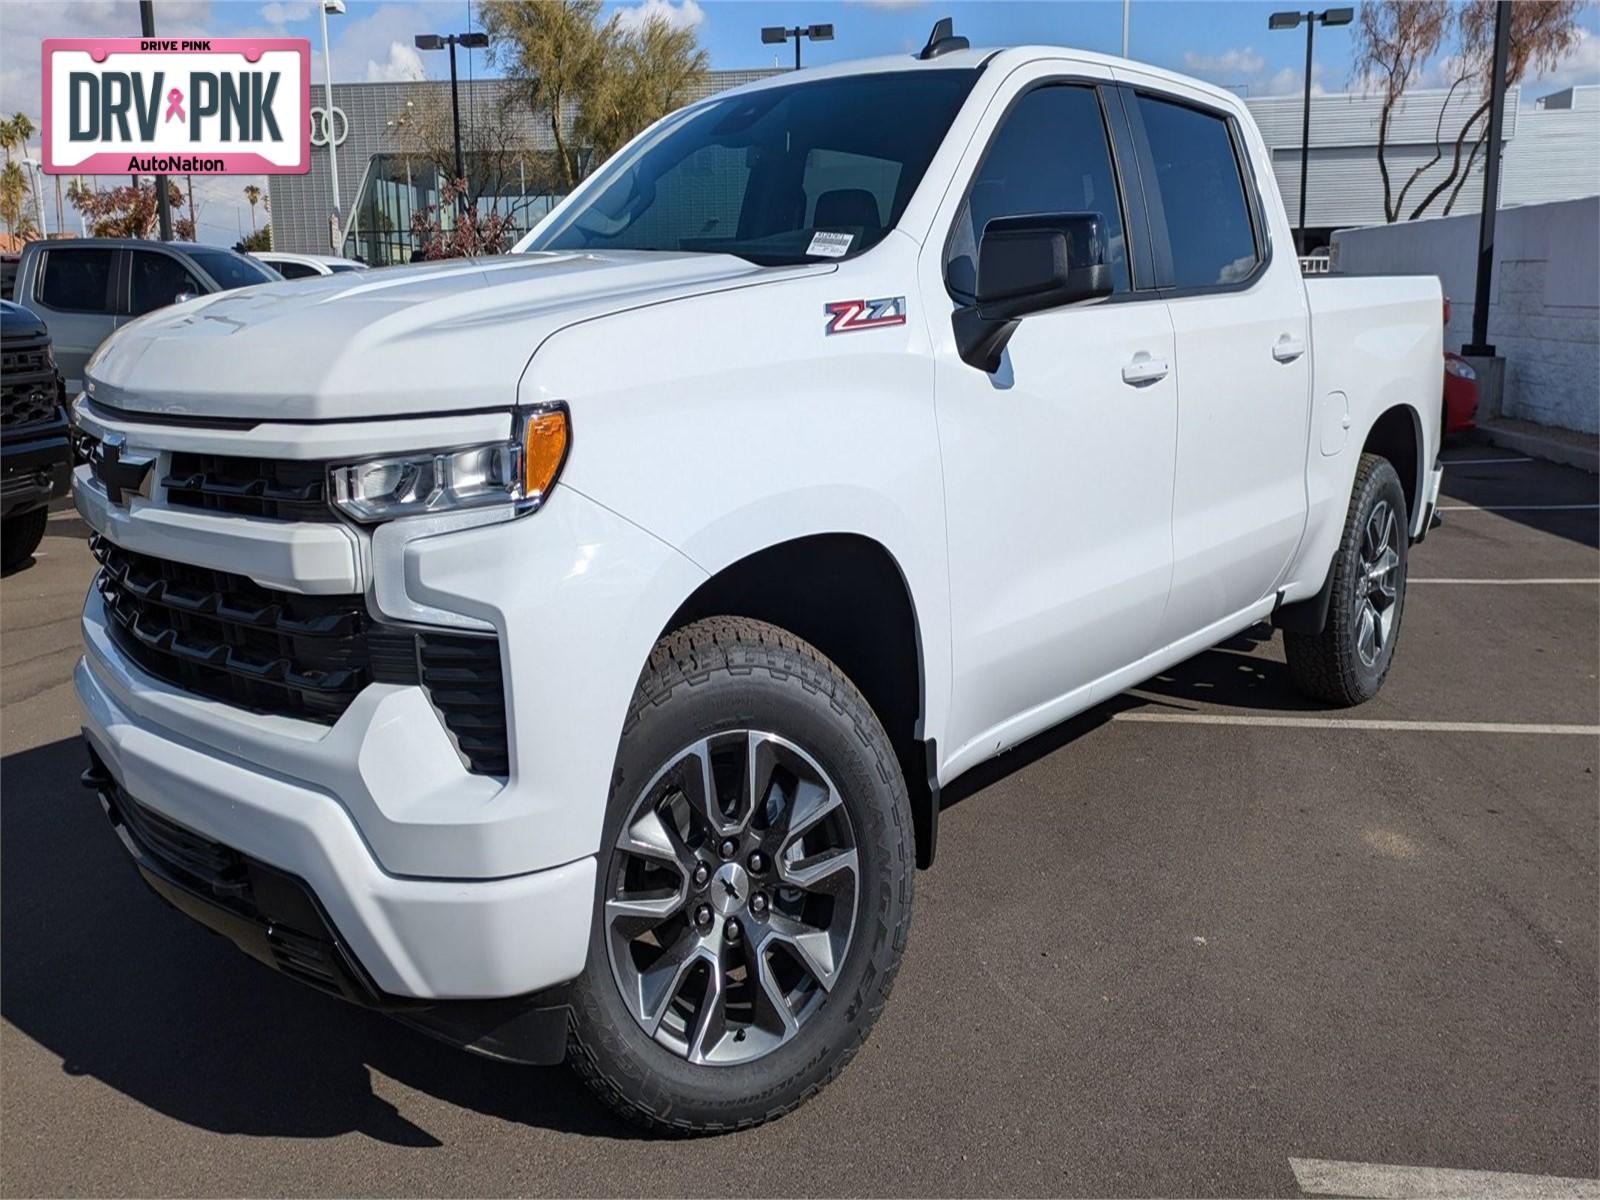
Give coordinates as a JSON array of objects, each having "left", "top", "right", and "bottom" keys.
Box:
[{"left": 924, "top": 72, "right": 1178, "bottom": 769}]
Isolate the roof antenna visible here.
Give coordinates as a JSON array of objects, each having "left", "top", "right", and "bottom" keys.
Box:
[{"left": 918, "top": 17, "right": 969, "bottom": 60}]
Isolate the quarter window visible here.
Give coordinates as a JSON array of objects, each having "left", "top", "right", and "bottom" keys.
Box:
[
  {"left": 947, "top": 85, "right": 1131, "bottom": 300},
  {"left": 36, "top": 247, "right": 115, "bottom": 314},
  {"left": 1134, "top": 95, "right": 1260, "bottom": 288}
]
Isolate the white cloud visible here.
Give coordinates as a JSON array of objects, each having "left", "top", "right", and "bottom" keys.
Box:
[
  {"left": 1524, "top": 25, "right": 1600, "bottom": 102},
  {"left": 260, "top": 1, "right": 313, "bottom": 26},
  {"left": 1183, "top": 46, "right": 1266, "bottom": 77},
  {"left": 366, "top": 40, "right": 427, "bottom": 82},
  {"left": 0, "top": 1, "right": 213, "bottom": 122},
  {"left": 612, "top": 0, "right": 705, "bottom": 36}
]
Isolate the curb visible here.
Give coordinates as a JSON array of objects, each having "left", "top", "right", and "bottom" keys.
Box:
[{"left": 1471, "top": 421, "right": 1599, "bottom": 475}]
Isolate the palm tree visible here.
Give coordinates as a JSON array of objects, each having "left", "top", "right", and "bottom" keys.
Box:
[
  {"left": 244, "top": 184, "right": 261, "bottom": 232},
  {"left": 10, "top": 113, "right": 35, "bottom": 152}
]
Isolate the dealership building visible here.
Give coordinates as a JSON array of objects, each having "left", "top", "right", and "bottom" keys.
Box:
[{"left": 269, "top": 72, "right": 1600, "bottom": 262}]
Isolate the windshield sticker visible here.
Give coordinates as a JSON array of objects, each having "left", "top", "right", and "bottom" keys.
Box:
[
  {"left": 824, "top": 296, "right": 907, "bottom": 336},
  {"left": 807, "top": 231, "right": 854, "bottom": 259}
]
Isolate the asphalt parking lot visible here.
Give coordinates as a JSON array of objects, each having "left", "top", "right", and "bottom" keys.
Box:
[{"left": 2, "top": 445, "right": 1596, "bottom": 1198}]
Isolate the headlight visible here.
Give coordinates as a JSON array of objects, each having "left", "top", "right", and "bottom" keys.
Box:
[
  {"left": 328, "top": 404, "right": 570, "bottom": 523},
  {"left": 1444, "top": 357, "right": 1476, "bottom": 381}
]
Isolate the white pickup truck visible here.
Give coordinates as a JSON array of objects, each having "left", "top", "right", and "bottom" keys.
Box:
[{"left": 72, "top": 32, "right": 1442, "bottom": 1132}]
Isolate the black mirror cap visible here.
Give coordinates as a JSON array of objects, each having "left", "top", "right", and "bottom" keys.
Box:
[
  {"left": 975, "top": 212, "right": 1113, "bottom": 321},
  {"left": 954, "top": 211, "right": 1114, "bottom": 373}
]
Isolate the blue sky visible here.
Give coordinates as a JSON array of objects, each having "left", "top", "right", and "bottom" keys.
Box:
[{"left": 2, "top": 0, "right": 1596, "bottom": 244}]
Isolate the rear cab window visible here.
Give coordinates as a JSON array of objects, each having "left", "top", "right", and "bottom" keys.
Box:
[
  {"left": 1132, "top": 93, "right": 1262, "bottom": 289},
  {"left": 35, "top": 247, "right": 116, "bottom": 314}
]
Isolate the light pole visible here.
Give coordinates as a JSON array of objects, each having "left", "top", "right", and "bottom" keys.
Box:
[
  {"left": 1268, "top": 7, "right": 1352, "bottom": 256},
  {"left": 139, "top": 0, "right": 173, "bottom": 240},
  {"left": 414, "top": 31, "right": 489, "bottom": 212},
  {"left": 1463, "top": 0, "right": 1512, "bottom": 358},
  {"left": 760, "top": 24, "right": 834, "bottom": 70},
  {"left": 320, "top": 0, "right": 345, "bottom": 250}
]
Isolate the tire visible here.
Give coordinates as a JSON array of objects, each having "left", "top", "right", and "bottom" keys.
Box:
[
  {"left": 1285, "top": 453, "right": 1410, "bottom": 706},
  {"left": 2, "top": 508, "right": 48, "bottom": 573},
  {"left": 566, "top": 616, "right": 914, "bottom": 1133}
]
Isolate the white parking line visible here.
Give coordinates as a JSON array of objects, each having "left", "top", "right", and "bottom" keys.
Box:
[
  {"left": 1410, "top": 577, "right": 1599, "bottom": 585},
  {"left": 1443, "top": 456, "right": 1535, "bottom": 466},
  {"left": 1436, "top": 503, "right": 1598, "bottom": 512},
  {"left": 1290, "top": 1156, "right": 1600, "bottom": 1199},
  {"left": 1113, "top": 712, "right": 1600, "bottom": 735}
]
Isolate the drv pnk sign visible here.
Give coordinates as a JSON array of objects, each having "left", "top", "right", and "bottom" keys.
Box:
[{"left": 41, "top": 38, "right": 309, "bottom": 175}]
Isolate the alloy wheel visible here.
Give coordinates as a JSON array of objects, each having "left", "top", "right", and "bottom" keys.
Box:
[
  {"left": 1353, "top": 498, "right": 1401, "bottom": 668},
  {"left": 603, "top": 730, "right": 859, "bottom": 1066}
]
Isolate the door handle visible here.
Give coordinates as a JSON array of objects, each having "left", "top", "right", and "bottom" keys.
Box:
[
  {"left": 1272, "top": 335, "right": 1306, "bottom": 363},
  {"left": 1121, "top": 354, "right": 1170, "bottom": 386}
]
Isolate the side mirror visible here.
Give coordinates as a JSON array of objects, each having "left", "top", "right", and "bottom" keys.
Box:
[
  {"left": 173, "top": 291, "right": 198, "bottom": 305},
  {"left": 954, "top": 212, "right": 1113, "bottom": 373}
]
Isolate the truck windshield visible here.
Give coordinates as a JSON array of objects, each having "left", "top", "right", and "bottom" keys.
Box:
[{"left": 527, "top": 69, "right": 980, "bottom": 266}]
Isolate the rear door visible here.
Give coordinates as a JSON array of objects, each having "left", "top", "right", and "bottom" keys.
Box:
[
  {"left": 924, "top": 65, "right": 1180, "bottom": 765},
  {"left": 25, "top": 245, "right": 119, "bottom": 390},
  {"left": 1118, "top": 78, "right": 1312, "bottom": 642}
]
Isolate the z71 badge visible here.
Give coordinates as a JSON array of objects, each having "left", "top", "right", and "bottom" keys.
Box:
[{"left": 824, "top": 296, "right": 907, "bottom": 335}]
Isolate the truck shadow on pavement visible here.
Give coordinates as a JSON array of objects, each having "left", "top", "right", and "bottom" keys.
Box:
[{"left": 0, "top": 736, "right": 646, "bottom": 1145}]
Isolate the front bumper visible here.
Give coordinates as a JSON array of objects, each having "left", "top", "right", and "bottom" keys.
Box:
[
  {"left": 77, "top": 644, "right": 595, "bottom": 1001},
  {"left": 81, "top": 747, "right": 572, "bottom": 1062},
  {"left": 1, "top": 417, "right": 72, "bottom": 518}
]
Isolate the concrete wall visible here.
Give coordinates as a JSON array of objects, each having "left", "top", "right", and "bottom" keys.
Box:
[{"left": 1332, "top": 196, "right": 1599, "bottom": 434}]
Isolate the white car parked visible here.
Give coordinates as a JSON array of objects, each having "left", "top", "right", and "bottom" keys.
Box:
[
  {"left": 250, "top": 251, "right": 369, "bottom": 279},
  {"left": 73, "top": 29, "right": 1441, "bottom": 1132}
]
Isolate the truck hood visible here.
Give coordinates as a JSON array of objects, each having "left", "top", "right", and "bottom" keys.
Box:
[{"left": 85, "top": 251, "right": 828, "bottom": 422}]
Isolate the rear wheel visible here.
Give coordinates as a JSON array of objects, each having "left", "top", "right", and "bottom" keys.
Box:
[
  {"left": 566, "top": 616, "right": 914, "bottom": 1133},
  {"left": 2, "top": 508, "right": 48, "bottom": 572},
  {"left": 1285, "top": 453, "right": 1409, "bottom": 706}
]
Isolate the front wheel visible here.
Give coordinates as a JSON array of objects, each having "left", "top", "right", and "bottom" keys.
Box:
[
  {"left": 566, "top": 616, "right": 914, "bottom": 1133},
  {"left": 1285, "top": 453, "right": 1410, "bottom": 705},
  {"left": 2, "top": 508, "right": 49, "bottom": 573}
]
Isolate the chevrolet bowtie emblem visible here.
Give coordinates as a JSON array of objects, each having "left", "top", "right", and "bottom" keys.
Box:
[{"left": 91, "top": 433, "right": 154, "bottom": 506}]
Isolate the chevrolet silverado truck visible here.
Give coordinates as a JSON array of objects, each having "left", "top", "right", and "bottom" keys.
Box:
[
  {"left": 2, "top": 300, "right": 72, "bottom": 571},
  {"left": 72, "top": 32, "right": 1442, "bottom": 1132}
]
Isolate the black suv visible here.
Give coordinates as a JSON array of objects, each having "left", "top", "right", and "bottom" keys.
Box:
[{"left": 1, "top": 300, "right": 72, "bottom": 571}]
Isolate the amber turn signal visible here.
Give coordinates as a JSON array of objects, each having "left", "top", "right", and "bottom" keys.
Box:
[{"left": 520, "top": 405, "right": 571, "bottom": 501}]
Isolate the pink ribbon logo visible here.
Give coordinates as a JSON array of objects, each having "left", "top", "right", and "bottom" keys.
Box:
[{"left": 164, "top": 88, "right": 185, "bottom": 123}]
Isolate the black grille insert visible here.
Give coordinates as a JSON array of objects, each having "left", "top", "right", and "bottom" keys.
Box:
[
  {"left": 162, "top": 452, "right": 332, "bottom": 522},
  {"left": 92, "top": 536, "right": 510, "bottom": 773},
  {"left": 420, "top": 635, "right": 509, "bottom": 776},
  {"left": 94, "top": 535, "right": 370, "bottom": 722},
  {"left": 1, "top": 335, "right": 63, "bottom": 432}
]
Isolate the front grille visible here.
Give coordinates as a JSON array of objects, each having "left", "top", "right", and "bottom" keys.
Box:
[
  {"left": 1, "top": 336, "right": 62, "bottom": 432},
  {"left": 91, "top": 535, "right": 510, "bottom": 774},
  {"left": 93, "top": 535, "right": 370, "bottom": 722},
  {"left": 162, "top": 452, "right": 332, "bottom": 522}
]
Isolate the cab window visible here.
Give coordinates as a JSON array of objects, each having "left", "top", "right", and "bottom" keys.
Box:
[
  {"left": 947, "top": 85, "right": 1131, "bottom": 301},
  {"left": 36, "top": 247, "right": 115, "bottom": 313},
  {"left": 129, "top": 250, "right": 203, "bottom": 316},
  {"left": 1134, "top": 94, "right": 1260, "bottom": 288}
]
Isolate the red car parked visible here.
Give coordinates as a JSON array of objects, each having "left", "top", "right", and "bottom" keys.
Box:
[{"left": 1440, "top": 299, "right": 1479, "bottom": 434}]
